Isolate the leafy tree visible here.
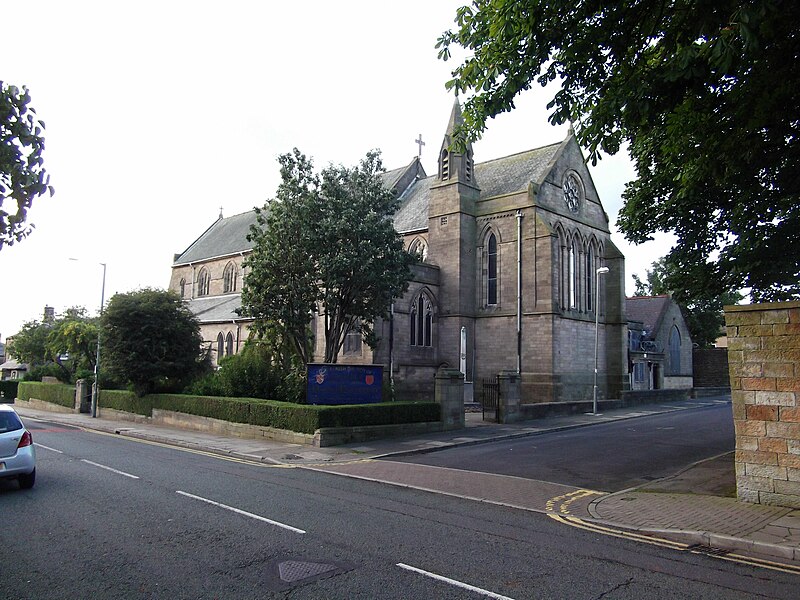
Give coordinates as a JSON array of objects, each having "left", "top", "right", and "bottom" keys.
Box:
[
  {"left": 633, "top": 257, "right": 742, "bottom": 347},
  {"left": 241, "top": 149, "right": 416, "bottom": 364},
  {"left": 1, "top": 82, "right": 53, "bottom": 247},
  {"left": 46, "top": 307, "right": 99, "bottom": 379},
  {"left": 438, "top": 1, "right": 799, "bottom": 302},
  {"left": 8, "top": 320, "right": 51, "bottom": 366},
  {"left": 9, "top": 307, "right": 97, "bottom": 382},
  {"left": 101, "top": 288, "right": 207, "bottom": 396}
]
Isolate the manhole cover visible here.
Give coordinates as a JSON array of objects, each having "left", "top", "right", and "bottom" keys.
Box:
[
  {"left": 263, "top": 558, "right": 354, "bottom": 591},
  {"left": 279, "top": 561, "right": 336, "bottom": 583}
]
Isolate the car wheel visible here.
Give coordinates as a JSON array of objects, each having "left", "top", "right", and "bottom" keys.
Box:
[{"left": 18, "top": 469, "right": 35, "bottom": 490}]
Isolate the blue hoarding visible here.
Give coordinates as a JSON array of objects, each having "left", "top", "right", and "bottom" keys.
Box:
[{"left": 306, "top": 363, "right": 383, "bottom": 405}]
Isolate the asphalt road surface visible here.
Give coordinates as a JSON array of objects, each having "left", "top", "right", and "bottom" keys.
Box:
[
  {"left": 2, "top": 410, "right": 796, "bottom": 599},
  {"left": 389, "top": 402, "right": 734, "bottom": 492}
]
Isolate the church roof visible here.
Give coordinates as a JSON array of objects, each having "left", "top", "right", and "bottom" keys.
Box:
[
  {"left": 173, "top": 210, "right": 257, "bottom": 265},
  {"left": 173, "top": 140, "right": 565, "bottom": 261},
  {"left": 184, "top": 294, "right": 243, "bottom": 324},
  {"left": 393, "top": 142, "right": 563, "bottom": 233},
  {"left": 626, "top": 295, "right": 672, "bottom": 338}
]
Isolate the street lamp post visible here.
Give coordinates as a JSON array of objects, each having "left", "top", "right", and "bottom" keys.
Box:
[
  {"left": 70, "top": 258, "right": 106, "bottom": 418},
  {"left": 593, "top": 266, "right": 610, "bottom": 415},
  {"left": 91, "top": 262, "right": 107, "bottom": 418}
]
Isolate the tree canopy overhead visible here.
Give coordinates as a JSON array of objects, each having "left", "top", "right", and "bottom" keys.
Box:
[
  {"left": 438, "top": 1, "right": 799, "bottom": 302},
  {"left": 1, "top": 82, "right": 53, "bottom": 248},
  {"left": 241, "top": 149, "right": 416, "bottom": 364}
]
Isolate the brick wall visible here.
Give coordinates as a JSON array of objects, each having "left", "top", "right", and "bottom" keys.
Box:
[
  {"left": 725, "top": 301, "right": 800, "bottom": 508},
  {"left": 693, "top": 347, "right": 730, "bottom": 388}
]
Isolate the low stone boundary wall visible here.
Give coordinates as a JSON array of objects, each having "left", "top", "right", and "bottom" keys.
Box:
[{"left": 14, "top": 397, "right": 77, "bottom": 414}]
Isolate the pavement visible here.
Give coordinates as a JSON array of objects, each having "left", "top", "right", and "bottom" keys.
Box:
[{"left": 12, "top": 396, "right": 800, "bottom": 569}]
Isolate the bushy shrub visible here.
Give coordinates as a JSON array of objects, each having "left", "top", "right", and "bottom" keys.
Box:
[
  {"left": 24, "top": 362, "right": 69, "bottom": 383},
  {"left": 188, "top": 344, "right": 304, "bottom": 402},
  {"left": 0, "top": 381, "right": 19, "bottom": 402}
]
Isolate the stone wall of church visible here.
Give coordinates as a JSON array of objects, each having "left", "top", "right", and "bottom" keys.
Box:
[{"left": 169, "top": 254, "right": 247, "bottom": 300}]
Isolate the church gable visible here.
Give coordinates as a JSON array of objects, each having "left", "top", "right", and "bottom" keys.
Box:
[{"left": 536, "top": 136, "right": 609, "bottom": 232}]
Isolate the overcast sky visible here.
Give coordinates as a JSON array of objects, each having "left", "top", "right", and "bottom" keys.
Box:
[{"left": 1, "top": 1, "right": 672, "bottom": 340}]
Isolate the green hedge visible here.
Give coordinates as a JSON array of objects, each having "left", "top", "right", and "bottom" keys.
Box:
[
  {"left": 98, "top": 389, "right": 439, "bottom": 434},
  {"left": 15, "top": 383, "right": 441, "bottom": 434},
  {"left": 17, "top": 381, "right": 75, "bottom": 408},
  {"left": 0, "top": 380, "right": 19, "bottom": 403}
]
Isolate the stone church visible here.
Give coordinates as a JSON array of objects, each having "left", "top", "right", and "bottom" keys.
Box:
[{"left": 169, "top": 101, "right": 627, "bottom": 403}]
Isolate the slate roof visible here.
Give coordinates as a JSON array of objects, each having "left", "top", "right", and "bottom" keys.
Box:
[
  {"left": 393, "top": 142, "right": 563, "bottom": 233},
  {"left": 626, "top": 296, "right": 671, "bottom": 338},
  {"left": 174, "top": 141, "right": 565, "bottom": 261},
  {"left": 174, "top": 210, "right": 258, "bottom": 265},
  {"left": 184, "top": 295, "right": 243, "bottom": 324}
]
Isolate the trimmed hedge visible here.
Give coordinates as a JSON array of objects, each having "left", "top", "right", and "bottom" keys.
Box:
[
  {"left": 17, "top": 381, "right": 75, "bottom": 408},
  {"left": 0, "top": 380, "right": 19, "bottom": 403},
  {"left": 16, "top": 383, "right": 441, "bottom": 434},
  {"left": 98, "top": 389, "right": 439, "bottom": 434}
]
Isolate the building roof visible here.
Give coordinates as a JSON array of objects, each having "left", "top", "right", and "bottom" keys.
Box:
[
  {"left": 174, "top": 139, "right": 566, "bottom": 262},
  {"left": 174, "top": 210, "right": 258, "bottom": 265},
  {"left": 625, "top": 296, "right": 672, "bottom": 338},
  {"left": 393, "top": 142, "right": 563, "bottom": 233},
  {"left": 184, "top": 295, "right": 243, "bottom": 324}
]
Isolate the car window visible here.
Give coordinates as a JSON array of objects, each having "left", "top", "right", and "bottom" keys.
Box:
[{"left": 0, "top": 412, "right": 23, "bottom": 433}]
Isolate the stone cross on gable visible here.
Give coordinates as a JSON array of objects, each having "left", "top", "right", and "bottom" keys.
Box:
[{"left": 415, "top": 134, "right": 425, "bottom": 157}]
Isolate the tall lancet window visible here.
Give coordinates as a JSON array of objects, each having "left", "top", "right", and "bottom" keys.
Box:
[
  {"left": 440, "top": 149, "right": 449, "bottom": 180},
  {"left": 487, "top": 233, "right": 498, "bottom": 305},
  {"left": 410, "top": 293, "right": 433, "bottom": 347}
]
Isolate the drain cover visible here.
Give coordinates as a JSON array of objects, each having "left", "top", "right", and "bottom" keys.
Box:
[
  {"left": 263, "top": 558, "right": 354, "bottom": 591},
  {"left": 279, "top": 561, "right": 337, "bottom": 582}
]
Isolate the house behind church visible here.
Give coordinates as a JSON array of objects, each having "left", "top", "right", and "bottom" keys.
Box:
[{"left": 169, "top": 102, "right": 628, "bottom": 404}]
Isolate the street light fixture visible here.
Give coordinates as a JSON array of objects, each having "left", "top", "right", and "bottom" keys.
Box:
[
  {"left": 593, "top": 266, "right": 610, "bottom": 416},
  {"left": 70, "top": 259, "right": 106, "bottom": 418}
]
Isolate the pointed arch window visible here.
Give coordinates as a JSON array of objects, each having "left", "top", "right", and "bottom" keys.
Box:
[
  {"left": 487, "top": 232, "right": 498, "bottom": 306},
  {"left": 179, "top": 278, "right": 186, "bottom": 299},
  {"left": 410, "top": 293, "right": 433, "bottom": 347},
  {"left": 216, "top": 333, "right": 224, "bottom": 362},
  {"left": 586, "top": 244, "right": 595, "bottom": 312},
  {"left": 344, "top": 319, "right": 362, "bottom": 355},
  {"left": 223, "top": 262, "right": 238, "bottom": 293},
  {"left": 669, "top": 326, "right": 681, "bottom": 374},
  {"left": 197, "top": 268, "right": 210, "bottom": 297},
  {"left": 440, "top": 149, "right": 449, "bottom": 180},
  {"left": 408, "top": 238, "right": 428, "bottom": 262},
  {"left": 568, "top": 240, "right": 577, "bottom": 309},
  {"left": 226, "top": 332, "right": 234, "bottom": 356}
]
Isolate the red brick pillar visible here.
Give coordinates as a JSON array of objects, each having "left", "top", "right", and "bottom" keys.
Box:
[{"left": 725, "top": 301, "right": 800, "bottom": 508}]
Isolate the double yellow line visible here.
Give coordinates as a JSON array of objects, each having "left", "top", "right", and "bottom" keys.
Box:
[{"left": 549, "top": 513, "right": 800, "bottom": 575}]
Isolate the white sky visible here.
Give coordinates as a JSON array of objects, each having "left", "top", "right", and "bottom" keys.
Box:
[{"left": 1, "top": 0, "right": 672, "bottom": 340}]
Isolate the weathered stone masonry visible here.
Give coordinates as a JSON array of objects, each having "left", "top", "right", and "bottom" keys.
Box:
[{"left": 726, "top": 301, "right": 800, "bottom": 509}]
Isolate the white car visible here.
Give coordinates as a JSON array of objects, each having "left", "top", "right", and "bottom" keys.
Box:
[{"left": 0, "top": 404, "right": 36, "bottom": 489}]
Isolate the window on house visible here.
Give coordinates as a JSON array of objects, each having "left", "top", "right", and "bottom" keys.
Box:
[
  {"left": 197, "top": 268, "right": 210, "bottom": 297},
  {"left": 226, "top": 332, "right": 234, "bottom": 356},
  {"left": 410, "top": 294, "right": 433, "bottom": 347},
  {"left": 669, "top": 325, "right": 681, "bottom": 374},
  {"left": 223, "top": 262, "right": 238, "bottom": 293},
  {"left": 179, "top": 278, "right": 186, "bottom": 299},
  {"left": 487, "top": 233, "right": 498, "bottom": 306},
  {"left": 216, "top": 333, "right": 224, "bottom": 362},
  {"left": 343, "top": 320, "right": 362, "bottom": 355}
]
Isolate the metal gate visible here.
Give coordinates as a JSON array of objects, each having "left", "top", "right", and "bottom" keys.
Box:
[{"left": 480, "top": 376, "right": 500, "bottom": 422}]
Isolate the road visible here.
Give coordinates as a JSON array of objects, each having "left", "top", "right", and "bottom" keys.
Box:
[
  {"left": 1, "top": 410, "right": 797, "bottom": 599},
  {"left": 388, "top": 402, "right": 735, "bottom": 492}
]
